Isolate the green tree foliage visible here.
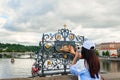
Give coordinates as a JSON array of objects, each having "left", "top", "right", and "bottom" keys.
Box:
[
  {"left": 106, "top": 50, "right": 110, "bottom": 57},
  {"left": 102, "top": 51, "right": 110, "bottom": 57},
  {"left": 102, "top": 51, "right": 106, "bottom": 56},
  {"left": 0, "top": 54, "right": 2, "bottom": 58},
  {"left": 0, "top": 43, "right": 40, "bottom": 52},
  {"left": 95, "top": 49, "right": 99, "bottom": 56}
]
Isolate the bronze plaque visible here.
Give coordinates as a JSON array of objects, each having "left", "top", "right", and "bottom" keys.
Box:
[{"left": 55, "top": 41, "right": 75, "bottom": 52}]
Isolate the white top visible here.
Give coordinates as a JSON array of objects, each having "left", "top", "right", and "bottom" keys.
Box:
[{"left": 70, "top": 59, "right": 101, "bottom": 80}]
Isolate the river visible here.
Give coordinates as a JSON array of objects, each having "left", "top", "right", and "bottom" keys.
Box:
[
  {"left": 100, "top": 59, "right": 120, "bottom": 73},
  {"left": 0, "top": 59, "right": 35, "bottom": 79},
  {"left": 0, "top": 58, "right": 120, "bottom": 79}
]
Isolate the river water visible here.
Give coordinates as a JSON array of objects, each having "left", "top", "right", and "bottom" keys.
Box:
[
  {"left": 0, "top": 59, "right": 35, "bottom": 79},
  {"left": 100, "top": 59, "right": 120, "bottom": 73},
  {"left": 0, "top": 58, "right": 120, "bottom": 79}
]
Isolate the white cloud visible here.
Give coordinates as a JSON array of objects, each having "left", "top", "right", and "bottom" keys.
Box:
[
  {"left": 0, "top": 17, "right": 7, "bottom": 28},
  {"left": 0, "top": 0, "right": 120, "bottom": 45}
]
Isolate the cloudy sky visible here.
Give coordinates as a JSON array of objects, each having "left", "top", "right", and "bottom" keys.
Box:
[{"left": 0, "top": 0, "right": 120, "bottom": 46}]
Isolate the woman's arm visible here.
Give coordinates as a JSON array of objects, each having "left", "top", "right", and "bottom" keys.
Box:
[
  {"left": 70, "top": 46, "right": 81, "bottom": 65},
  {"left": 69, "top": 45, "right": 82, "bottom": 59},
  {"left": 71, "top": 52, "right": 78, "bottom": 65}
]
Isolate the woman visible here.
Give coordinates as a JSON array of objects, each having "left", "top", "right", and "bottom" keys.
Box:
[{"left": 69, "top": 40, "right": 102, "bottom": 80}]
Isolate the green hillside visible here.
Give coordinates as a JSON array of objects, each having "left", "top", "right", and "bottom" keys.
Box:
[{"left": 0, "top": 43, "right": 40, "bottom": 52}]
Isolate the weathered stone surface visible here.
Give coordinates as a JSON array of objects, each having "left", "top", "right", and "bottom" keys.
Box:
[
  {"left": 1, "top": 73, "right": 120, "bottom": 80},
  {"left": 0, "top": 75, "right": 78, "bottom": 80},
  {"left": 101, "top": 73, "right": 120, "bottom": 80}
]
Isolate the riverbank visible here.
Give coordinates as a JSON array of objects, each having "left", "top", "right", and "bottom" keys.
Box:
[
  {"left": 99, "top": 57, "right": 120, "bottom": 61},
  {"left": 0, "top": 73, "right": 120, "bottom": 80},
  {"left": 101, "top": 72, "right": 120, "bottom": 80}
]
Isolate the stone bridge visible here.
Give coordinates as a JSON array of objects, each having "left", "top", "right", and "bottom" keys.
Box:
[{"left": 0, "top": 52, "right": 35, "bottom": 58}]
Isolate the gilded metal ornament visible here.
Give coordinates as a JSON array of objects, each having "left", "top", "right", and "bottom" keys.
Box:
[{"left": 32, "top": 25, "right": 84, "bottom": 77}]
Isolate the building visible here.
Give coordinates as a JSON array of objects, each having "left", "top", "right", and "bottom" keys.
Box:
[{"left": 96, "top": 42, "right": 120, "bottom": 57}]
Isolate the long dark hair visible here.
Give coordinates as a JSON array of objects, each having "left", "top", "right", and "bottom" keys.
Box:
[{"left": 81, "top": 47, "right": 100, "bottom": 78}]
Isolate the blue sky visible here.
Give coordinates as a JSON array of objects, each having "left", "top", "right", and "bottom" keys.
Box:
[{"left": 0, "top": 0, "right": 120, "bottom": 45}]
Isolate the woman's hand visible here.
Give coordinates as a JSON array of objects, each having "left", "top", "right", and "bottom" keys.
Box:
[
  {"left": 68, "top": 45, "right": 76, "bottom": 55},
  {"left": 70, "top": 47, "right": 79, "bottom": 65},
  {"left": 69, "top": 45, "right": 82, "bottom": 58},
  {"left": 70, "top": 47, "right": 82, "bottom": 65}
]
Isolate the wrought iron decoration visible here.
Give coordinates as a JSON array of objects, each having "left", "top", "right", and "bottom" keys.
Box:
[{"left": 34, "top": 25, "right": 84, "bottom": 77}]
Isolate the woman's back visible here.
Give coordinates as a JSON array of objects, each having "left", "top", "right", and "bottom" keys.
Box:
[
  {"left": 70, "top": 59, "right": 100, "bottom": 80},
  {"left": 69, "top": 40, "right": 101, "bottom": 80}
]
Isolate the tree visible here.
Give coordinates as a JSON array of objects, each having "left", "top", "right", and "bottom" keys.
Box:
[
  {"left": 106, "top": 50, "right": 110, "bottom": 57},
  {"left": 0, "top": 43, "right": 40, "bottom": 52},
  {"left": 0, "top": 54, "right": 2, "bottom": 58},
  {"left": 102, "top": 51, "right": 106, "bottom": 56},
  {"left": 95, "top": 49, "right": 99, "bottom": 56}
]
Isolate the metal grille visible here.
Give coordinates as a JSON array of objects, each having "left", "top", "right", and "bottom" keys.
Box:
[{"left": 34, "top": 26, "right": 84, "bottom": 76}]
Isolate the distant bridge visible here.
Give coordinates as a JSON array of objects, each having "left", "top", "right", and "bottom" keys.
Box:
[{"left": 0, "top": 52, "right": 35, "bottom": 58}]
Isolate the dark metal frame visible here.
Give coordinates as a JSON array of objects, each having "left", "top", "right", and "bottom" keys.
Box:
[{"left": 34, "top": 26, "right": 84, "bottom": 76}]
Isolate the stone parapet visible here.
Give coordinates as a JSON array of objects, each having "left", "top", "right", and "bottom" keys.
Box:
[{"left": 1, "top": 73, "right": 120, "bottom": 80}]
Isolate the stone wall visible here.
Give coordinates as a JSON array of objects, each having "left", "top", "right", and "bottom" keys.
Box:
[{"left": 1, "top": 73, "right": 120, "bottom": 80}]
